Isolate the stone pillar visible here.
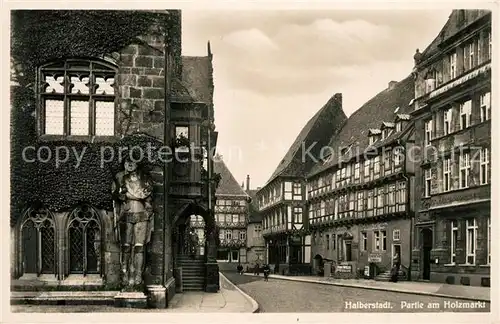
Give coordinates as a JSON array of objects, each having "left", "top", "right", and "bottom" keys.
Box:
[{"left": 205, "top": 219, "right": 219, "bottom": 292}]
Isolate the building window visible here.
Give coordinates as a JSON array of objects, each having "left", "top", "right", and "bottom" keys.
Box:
[
  {"left": 487, "top": 31, "right": 492, "bottom": 60},
  {"left": 381, "top": 230, "right": 387, "bottom": 251},
  {"left": 326, "top": 234, "right": 330, "bottom": 250},
  {"left": 374, "top": 231, "right": 380, "bottom": 251},
  {"left": 364, "top": 159, "right": 371, "bottom": 182},
  {"left": 292, "top": 182, "right": 302, "bottom": 198},
  {"left": 443, "top": 158, "right": 451, "bottom": 192},
  {"left": 443, "top": 108, "right": 452, "bottom": 135},
  {"left": 449, "top": 52, "right": 457, "bottom": 79},
  {"left": 459, "top": 152, "right": 470, "bottom": 189},
  {"left": 284, "top": 182, "right": 292, "bottom": 200},
  {"left": 480, "top": 92, "right": 491, "bottom": 122},
  {"left": 367, "top": 190, "right": 374, "bottom": 210},
  {"left": 464, "top": 42, "right": 475, "bottom": 70},
  {"left": 231, "top": 250, "right": 239, "bottom": 263},
  {"left": 394, "top": 147, "right": 403, "bottom": 167},
  {"left": 424, "top": 119, "right": 433, "bottom": 146},
  {"left": 466, "top": 218, "right": 477, "bottom": 265},
  {"left": 20, "top": 208, "right": 57, "bottom": 275},
  {"left": 225, "top": 230, "right": 232, "bottom": 240},
  {"left": 293, "top": 207, "right": 303, "bottom": 223},
  {"left": 487, "top": 217, "right": 491, "bottom": 264},
  {"left": 239, "top": 230, "right": 246, "bottom": 241},
  {"left": 424, "top": 169, "right": 432, "bottom": 197},
  {"left": 67, "top": 205, "right": 101, "bottom": 275},
  {"left": 39, "top": 59, "right": 116, "bottom": 136},
  {"left": 373, "top": 156, "right": 380, "bottom": 178},
  {"left": 396, "top": 122, "right": 402, "bottom": 132},
  {"left": 451, "top": 220, "right": 458, "bottom": 264},
  {"left": 393, "top": 229, "right": 400, "bottom": 241},
  {"left": 460, "top": 100, "right": 472, "bottom": 130},
  {"left": 354, "top": 163, "right": 360, "bottom": 181},
  {"left": 361, "top": 232, "right": 367, "bottom": 251},
  {"left": 332, "top": 234, "right": 336, "bottom": 250},
  {"left": 344, "top": 241, "right": 352, "bottom": 262},
  {"left": 480, "top": 148, "right": 489, "bottom": 185}
]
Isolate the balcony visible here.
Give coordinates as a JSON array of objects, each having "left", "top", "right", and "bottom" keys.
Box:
[{"left": 258, "top": 195, "right": 283, "bottom": 211}]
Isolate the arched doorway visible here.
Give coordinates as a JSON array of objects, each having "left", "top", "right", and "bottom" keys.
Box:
[
  {"left": 312, "top": 254, "right": 324, "bottom": 276},
  {"left": 421, "top": 228, "right": 433, "bottom": 280}
]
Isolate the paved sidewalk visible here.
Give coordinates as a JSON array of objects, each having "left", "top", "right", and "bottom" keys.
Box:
[
  {"left": 11, "top": 273, "right": 256, "bottom": 313},
  {"left": 243, "top": 273, "right": 490, "bottom": 302}
]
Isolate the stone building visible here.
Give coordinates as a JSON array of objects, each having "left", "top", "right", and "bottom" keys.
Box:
[
  {"left": 307, "top": 78, "right": 416, "bottom": 280},
  {"left": 245, "top": 181, "right": 265, "bottom": 269},
  {"left": 257, "top": 94, "right": 347, "bottom": 275},
  {"left": 411, "top": 10, "right": 491, "bottom": 286},
  {"left": 10, "top": 10, "right": 220, "bottom": 307}
]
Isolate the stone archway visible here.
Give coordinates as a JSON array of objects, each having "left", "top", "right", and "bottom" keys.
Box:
[{"left": 172, "top": 202, "right": 219, "bottom": 293}]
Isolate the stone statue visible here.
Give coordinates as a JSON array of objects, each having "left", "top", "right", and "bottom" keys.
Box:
[{"left": 112, "top": 159, "right": 154, "bottom": 290}]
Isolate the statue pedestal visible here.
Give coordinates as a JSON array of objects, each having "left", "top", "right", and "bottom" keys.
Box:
[
  {"left": 114, "top": 291, "right": 148, "bottom": 309},
  {"left": 146, "top": 285, "right": 166, "bottom": 308}
]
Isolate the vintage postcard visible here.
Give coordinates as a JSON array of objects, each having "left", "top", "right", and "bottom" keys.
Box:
[{"left": 4, "top": 2, "right": 497, "bottom": 323}]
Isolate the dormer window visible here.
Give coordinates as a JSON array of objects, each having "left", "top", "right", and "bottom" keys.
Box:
[
  {"left": 322, "top": 154, "right": 332, "bottom": 165},
  {"left": 341, "top": 144, "right": 353, "bottom": 158},
  {"left": 395, "top": 122, "right": 402, "bottom": 132},
  {"left": 368, "top": 129, "right": 381, "bottom": 145},
  {"left": 380, "top": 122, "right": 395, "bottom": 140},
  {"left": 39, "top": 59, "right": 117, "bottom": 137}
]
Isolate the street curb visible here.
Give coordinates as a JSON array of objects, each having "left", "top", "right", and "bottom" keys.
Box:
[
  {"left": 219, "top": 272, "right": 260, "bottom": 313},
  {"left": 242, "top": 274, "right": 490, "bottom": 303}
]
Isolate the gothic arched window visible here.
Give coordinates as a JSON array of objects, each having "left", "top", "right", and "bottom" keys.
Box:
[
  {"left": 39, "top": 58, "right": 117, "bottom": 137},
  {"left": 67, "top": 205, "right": 102, "bottom": 276},
  {"left": 20, "top": 208, "right": 57, "bottom": 276}
]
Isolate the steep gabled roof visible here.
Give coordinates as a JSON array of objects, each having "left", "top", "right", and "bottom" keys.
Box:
[
  {"left": 213, "top": 159, "right": 249, "bottom": 198},
  {"left": 261, "top": 94, "right": 347, "bottom": 188},
  {"left": 180, "top": 56, "right": 212, "bottom": 104},
  {"left": 309, "top": 75, "right": 415, "bottom": 177},
  {"left": 418, "top": 10, "right": 490, "bottom": 64}
]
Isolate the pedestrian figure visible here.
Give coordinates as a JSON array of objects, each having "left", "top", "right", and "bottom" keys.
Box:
[
  {"left": 390, "top": 251, "right": 401, "bottom": 282},
  {"left": 263, "top": 264, "right": 270, "bottom": 281},
  {"left": 237, "top": 264, "right": 244, "bottom": 275}
]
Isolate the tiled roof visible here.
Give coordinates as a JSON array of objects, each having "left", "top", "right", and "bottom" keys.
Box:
[
  {"left": 381, "top": 121, "right": 395, "bottom": 128},
  {"left": 308, "top": 75, "right": 415, "bottom": 177},
  {"left": 368, "top": 128, "right": 382, "bottom": 135},
  {"left": 181, "top": 56, "right": 212, "bottom": 104},
  {"left": 213, "top": 159, "right": 249, "bottom": 197},
  {"left": 261, "top": 94, "right": 347, "bottom": 188},
  {"left": 418, "top": 10, "right": 490, "bottom": 63}
]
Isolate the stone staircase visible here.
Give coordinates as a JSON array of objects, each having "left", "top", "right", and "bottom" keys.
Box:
[
  {"left": 177, "top": 255, "right": 206, "bottom": 291},
  {"left": 374, "top": 267, "right": 407, "bottom": 282}
]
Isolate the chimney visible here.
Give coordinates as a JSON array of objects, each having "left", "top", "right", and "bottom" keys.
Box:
[
  {"left": 246, "top": 175, "right": 250, "bottom": 191},
  {"left": 388, "top": 81, "right": 397, "bottom": 90}
]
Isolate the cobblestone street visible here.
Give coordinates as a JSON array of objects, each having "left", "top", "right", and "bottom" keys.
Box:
[{"left": 222, "top": 272, "right": 490, "bottom": 313}]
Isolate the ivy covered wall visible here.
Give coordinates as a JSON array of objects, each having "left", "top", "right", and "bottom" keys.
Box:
[{"left": 10, "top": 10, "right": 182, "bottom": 225}]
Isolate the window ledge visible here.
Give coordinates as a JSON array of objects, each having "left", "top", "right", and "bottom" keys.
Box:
[
  {"left": 444, "top": 263, "right": 456, "bottom": 267},
  {"left": 39, "top": 134, "right": 120, "bottom": 143},
  {"left": 479, "top": 264, "right": 490, "bottom": 268},
  {"left": 457, "top": 264, "right": 478, "bottom": 267}
]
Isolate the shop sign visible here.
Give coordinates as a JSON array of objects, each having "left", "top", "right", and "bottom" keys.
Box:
[
  {"left": 364, "top": 266, "right": 370, "bottom": 277},
  {"left": 368, "top": 254, "right": 382, "bottom": 263},
  {"left": 336, "top": 265, "right": 352, "bottom": 273}
]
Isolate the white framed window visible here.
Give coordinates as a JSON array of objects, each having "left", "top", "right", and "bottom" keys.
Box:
[
  {"left": 373, "top": 156, "right": 380, "bottom": 178},
  {"left": 393, "top": 229, "right": 400, "bottom": 241},
  {"left": 480, "top": 92, "right": 491, "bottom": 122},
  {"left": 424, "top": 169, "right": 432, "bottom": 197},
  {"left": 225, "top": 230, "right": 232, "bottom": 240},
  {"left": 394, "top": 147, "right": 403, "bottom": 167},
  {"left": 487, "top": 31, "right": 492, "bottom": 60},
  {"left": 354, "top": 163, "right": 360, "bottom": 180},
  {"left": 239, "top": 230, "right": 246, "bottom": 241},
  {"left": 293, "top": 207, "right": 303, "bottom": 223},
  {"left": 449, "top": 52, "right": 457, "bottom": 79},
  {"left": 425, "top": 119, "right": 433, "bottom": 146},
  {"left": 361, "top": 232, "right": 367, "bottom": 251},
  {"left": 284, "top": 182, "right": 292, "bottom": 200},
  {"left": 465, "top": 42, "right": 474, "bottom": 70},
  {"left": 396, "top": 122, "right": 402, "bottom": 132},
  {"left": 466, "top": 218, "right": 477, "bottom": 265},
  {"left": 477, "top": 37, "right": 482, "bottom": 65},
  {"left": 39, "top": 59, "right": 116, "bottom": 137},
  {"left": 381, "top": 230, "right": 387, "bottom": 251},
  {"left": 459, "top": 152, "right": 470, "bottom": 189},
  {"left": 369, "top": 136, "right": 376, "bottom": 145},
  {"left": 460, "top": 100, "right": 472, "bottom": 130},
  {"left": 443, "top": 108, "right": 452, "bottom": 135},
  {"left": 450, "top": 220, "right": 458, "bottom": 264},
  {"left": 487, "top": 217, "right": 491, "bottom": 265},
  {"left": 443, "top": 158, "right": 451, "bottom": 192},
  {"left": 373, "top": 231, "right": 380, "bottom": 251},
  {"left": 480, "top": 148, "right": 489, "bottom": 185}
]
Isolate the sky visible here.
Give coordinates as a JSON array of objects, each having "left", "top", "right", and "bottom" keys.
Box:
[{"left": 181, "top": 9, "right": 451, "bottom": 189}]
